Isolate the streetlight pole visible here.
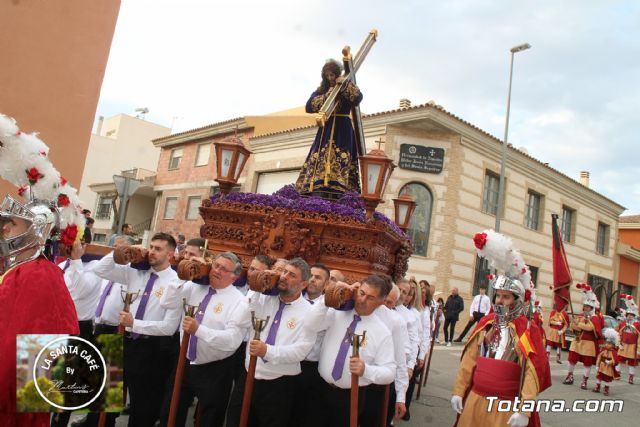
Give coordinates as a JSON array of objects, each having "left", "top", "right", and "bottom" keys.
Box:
[{"left": 494, "top": 43, "right": 531, "bottom": 233}]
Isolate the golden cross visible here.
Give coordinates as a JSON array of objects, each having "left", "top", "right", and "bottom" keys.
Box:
[{"left": 375, "top": 137, "right": 385, "bottom": 150}]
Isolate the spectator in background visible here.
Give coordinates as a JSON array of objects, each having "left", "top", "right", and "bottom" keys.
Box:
[
  {"left": 108, "top": 223, "right": 133, "bottom": 247},
  {"left": 82, "top": 209, "right": 91, "bottom": 218},
  {"left": 176, "top": 234, "right": 187, "bottom": 253},
  {"left": 435, "top": 297, "right": 445, "bottom": 344},
  {"left": 454, "top": 286, "right": 490, "bottom": 342},
  {"left": 443, "top": 288, "right": 464, "bottom": 346},
  {"left": 83, "top": 217, "right": 94, "bottom": 244}
]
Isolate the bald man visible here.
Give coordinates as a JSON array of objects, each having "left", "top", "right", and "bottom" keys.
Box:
[{"left": 329, "top": 269, "right": 345, "bottom": 283}]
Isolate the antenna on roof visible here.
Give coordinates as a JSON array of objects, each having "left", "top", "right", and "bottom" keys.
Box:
[{"left": 134, "top": 107, "right": 149, "bottom": 120}]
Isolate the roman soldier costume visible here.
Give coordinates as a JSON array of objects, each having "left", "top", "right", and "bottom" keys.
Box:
[
  {"left": 547, "top": 307, "right": 569, "bottom": 364},
  {"left": 452, "top": 230, "right": 551, "bottom": 427},
  {"left": 563, "top": 283, "right": 603, "bottom": 389},
  {"left": 593, "top": 328, "right": 621, "bottom": 396},
  {"left": 0, "top": 113, "right": 83, "bottom": 426},
  {"left": 616, "top": 294, "right": 640, "bottom": 384}
]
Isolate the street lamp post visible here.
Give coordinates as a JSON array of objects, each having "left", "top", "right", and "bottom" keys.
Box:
[
  {"left": 495, "top": 42, "right": 531, "bottom": 233},
  {"left": 113, "top": 174, "right": 142, "bottom": 235}
]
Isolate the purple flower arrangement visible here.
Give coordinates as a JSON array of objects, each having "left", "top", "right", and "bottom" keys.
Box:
[
  {"left": 373, "top": 211, "right": 409, "bottom": 240},
  {"left": 210, "top": 184, "right": 409, "bottom": 240}
]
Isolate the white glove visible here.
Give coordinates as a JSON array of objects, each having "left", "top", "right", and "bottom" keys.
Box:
[
  {"left": 507, "top": 412, "right": 529, "bottom": 427},
  {"left": 451, "top": 395, "right": 463, "bottom": 414}
]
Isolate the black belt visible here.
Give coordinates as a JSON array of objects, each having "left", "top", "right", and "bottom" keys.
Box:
[
  {"left": 124, "top": 333, "right": 173, "bottom": 341},
  {"left": 188, "top": 356, "right": 234, "bottom": 368},
  {"left": 328, "top": 382, "right": 369, "bottom": 391}
]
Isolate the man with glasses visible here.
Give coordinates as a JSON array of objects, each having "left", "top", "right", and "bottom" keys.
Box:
[
  {"left": 243, "top": 258, "right": 316, "bottom": 426},
  {"left": 306, "top": 274, "right": 395, "bottom": 427},
  {"left": 159, "top": 252, "right": 250, "bottom": 427}
]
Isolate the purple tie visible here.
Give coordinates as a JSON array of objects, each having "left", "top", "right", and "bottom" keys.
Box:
[
  {"left": 187, "top": 287, "right": 217, "bottom": 361},
  {"left": 131, "top": 272, "right": 158, "bottom": 338},
  {"left": 331, "top": 314, "right": 361, "bottom": 381},
  {"left": 62, "top": 259, "right": 71, "bottom": 271},
  {"left": 265, "top": 301, "right": 287, "bottom": 346},
  {"left": 95, "top": 281, "right": 114, "bottom": 318}
]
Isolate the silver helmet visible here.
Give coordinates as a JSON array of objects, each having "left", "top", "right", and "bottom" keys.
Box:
[
  {"left": 0, "top": 195, "right": 59, "bottom": 274},
  {"left": 491, "top": 275, "right": 526, "bottom": 325}
]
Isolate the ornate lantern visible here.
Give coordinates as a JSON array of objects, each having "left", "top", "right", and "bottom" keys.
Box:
[
  {"left": 213, "top": 135, "right": 251, "bottom": 195},
  {"left": 392, "top": 194, "right": 416, "bottom": 231},
  {"left": 359, "top": 145, "right": 395, "bottom": 218}
]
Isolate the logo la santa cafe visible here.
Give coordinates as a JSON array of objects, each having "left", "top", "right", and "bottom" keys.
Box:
[{"left": 33, "top": 336, "right": 107, "bottom": 410}]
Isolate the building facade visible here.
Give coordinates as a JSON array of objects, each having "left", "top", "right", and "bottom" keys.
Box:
[
  {"left": 79, "top": 114, "right": 170, "bottom": 243},
  {"left": 244, "top": 101, "right": 625, "bottom": 315},
  {"left": 149, "top": 100, "right": 626, "bottom": 317},
  {"left": 0, "top": 0, "right": 120, "bottom": 198},
  {"left": 617, "top": 215, "right": 640, "bottom": 307},
  {"left": 150, "top": 110, "right": 316, "bottom": 240}
]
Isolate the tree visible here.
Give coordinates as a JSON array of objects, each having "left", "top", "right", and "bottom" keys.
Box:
[
  {"left": 96, "top": 334, "right": 123, "bottom": 368},
  {"left": 16, "top": 377, "right": 63, "bottom": 412}
]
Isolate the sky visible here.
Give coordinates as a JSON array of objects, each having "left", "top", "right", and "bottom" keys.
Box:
[{"left": 96, "top": 0, "right": 640, "bottom": 214}]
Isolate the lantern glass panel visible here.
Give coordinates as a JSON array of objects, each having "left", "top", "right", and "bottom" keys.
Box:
[
  {"left": 221, "top": 148, "right": 233, "bottom": 178},
  {"left": 366, "top": 163, "right": 381, "bottom": 195},
  {"left": 398, "top": 203, "right": 409, "bottom": 225},
  {"left": 234, "top": 152, "right": 246, "bottom": 180}
]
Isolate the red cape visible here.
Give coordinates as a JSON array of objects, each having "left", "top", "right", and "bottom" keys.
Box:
[
  {"left": 465, "top": 312, "right": 552, "bottom": 393},
  {"left": 0, "top": 257, "right": 79, "bottom": 426}
]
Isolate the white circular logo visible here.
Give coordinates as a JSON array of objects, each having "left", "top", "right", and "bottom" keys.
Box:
[
  {"left": 408, "top": 146, "right": 417, "bottom": 154},
  {"left": 32, "top": 336, "right": 107, "bottom": 410}
]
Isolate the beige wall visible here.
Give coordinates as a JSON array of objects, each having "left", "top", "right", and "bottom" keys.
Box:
[
  {"left": 0, "top": 0, "right": 120, "bottom": 197},
  {"left": 246, "top": 105, "right": 624, "bottom": 320},
  {"left": 79, "top": 114, "right": 170, "bottom": 211}
]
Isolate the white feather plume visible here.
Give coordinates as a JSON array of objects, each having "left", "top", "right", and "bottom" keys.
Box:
[
  {"left": 474, "top": 229, "right": 535, "bottom": 300},
  {"left": 0, "top": 113, "right": 85, "bottom": 243},
  {"left": 602, "top": 328, "right": 620, "bottom": 346}
]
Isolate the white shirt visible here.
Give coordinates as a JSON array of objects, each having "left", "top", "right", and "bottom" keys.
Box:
[
  {"left": 375, "top": 306, "right": 409, "bottom": 403},
  {"left": 419, "top": 305, "right": 432, "bottom": 359},
  {"left": 58, "top": 259, "right": 101, "bottom": 321},
  {"left": 470, "top": 294, "right": 491, "bottom": 316},
  {"left": 161, "top": 280, "right": 251, "bottom": 364},
  {"left": 65, "top": 259, "right": 128, "bottom": 326},
  {"left": 306, "top": 298, "right": 395, "bottom": 389},
  {"left": 246, "top": 293, "right": 315, "bottom": 380},
  {"left": 396, "top": 305, "right": 420, "bottom": 369},
  {"left": 92, "top": 252, "right": 182, "bottom": 336},
  {"left": 305, "top": 294, "right": 326, "bottom": 362},
  {"left": 410, "top": 307, "right": 424, "bottom": 364},
  {"left": 94, "top": 278, "right": 127, "bottom": 327}
]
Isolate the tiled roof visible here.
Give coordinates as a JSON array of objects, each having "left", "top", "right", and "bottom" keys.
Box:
[
  {"left": 153, "top": 116, "right": 244, "bottom": 143},
  {"left": 251, "top": 101, "right": 624, "bottom": 210},
  {"left": 620, "top": 215, "right": 640, "bottom": 223}
]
